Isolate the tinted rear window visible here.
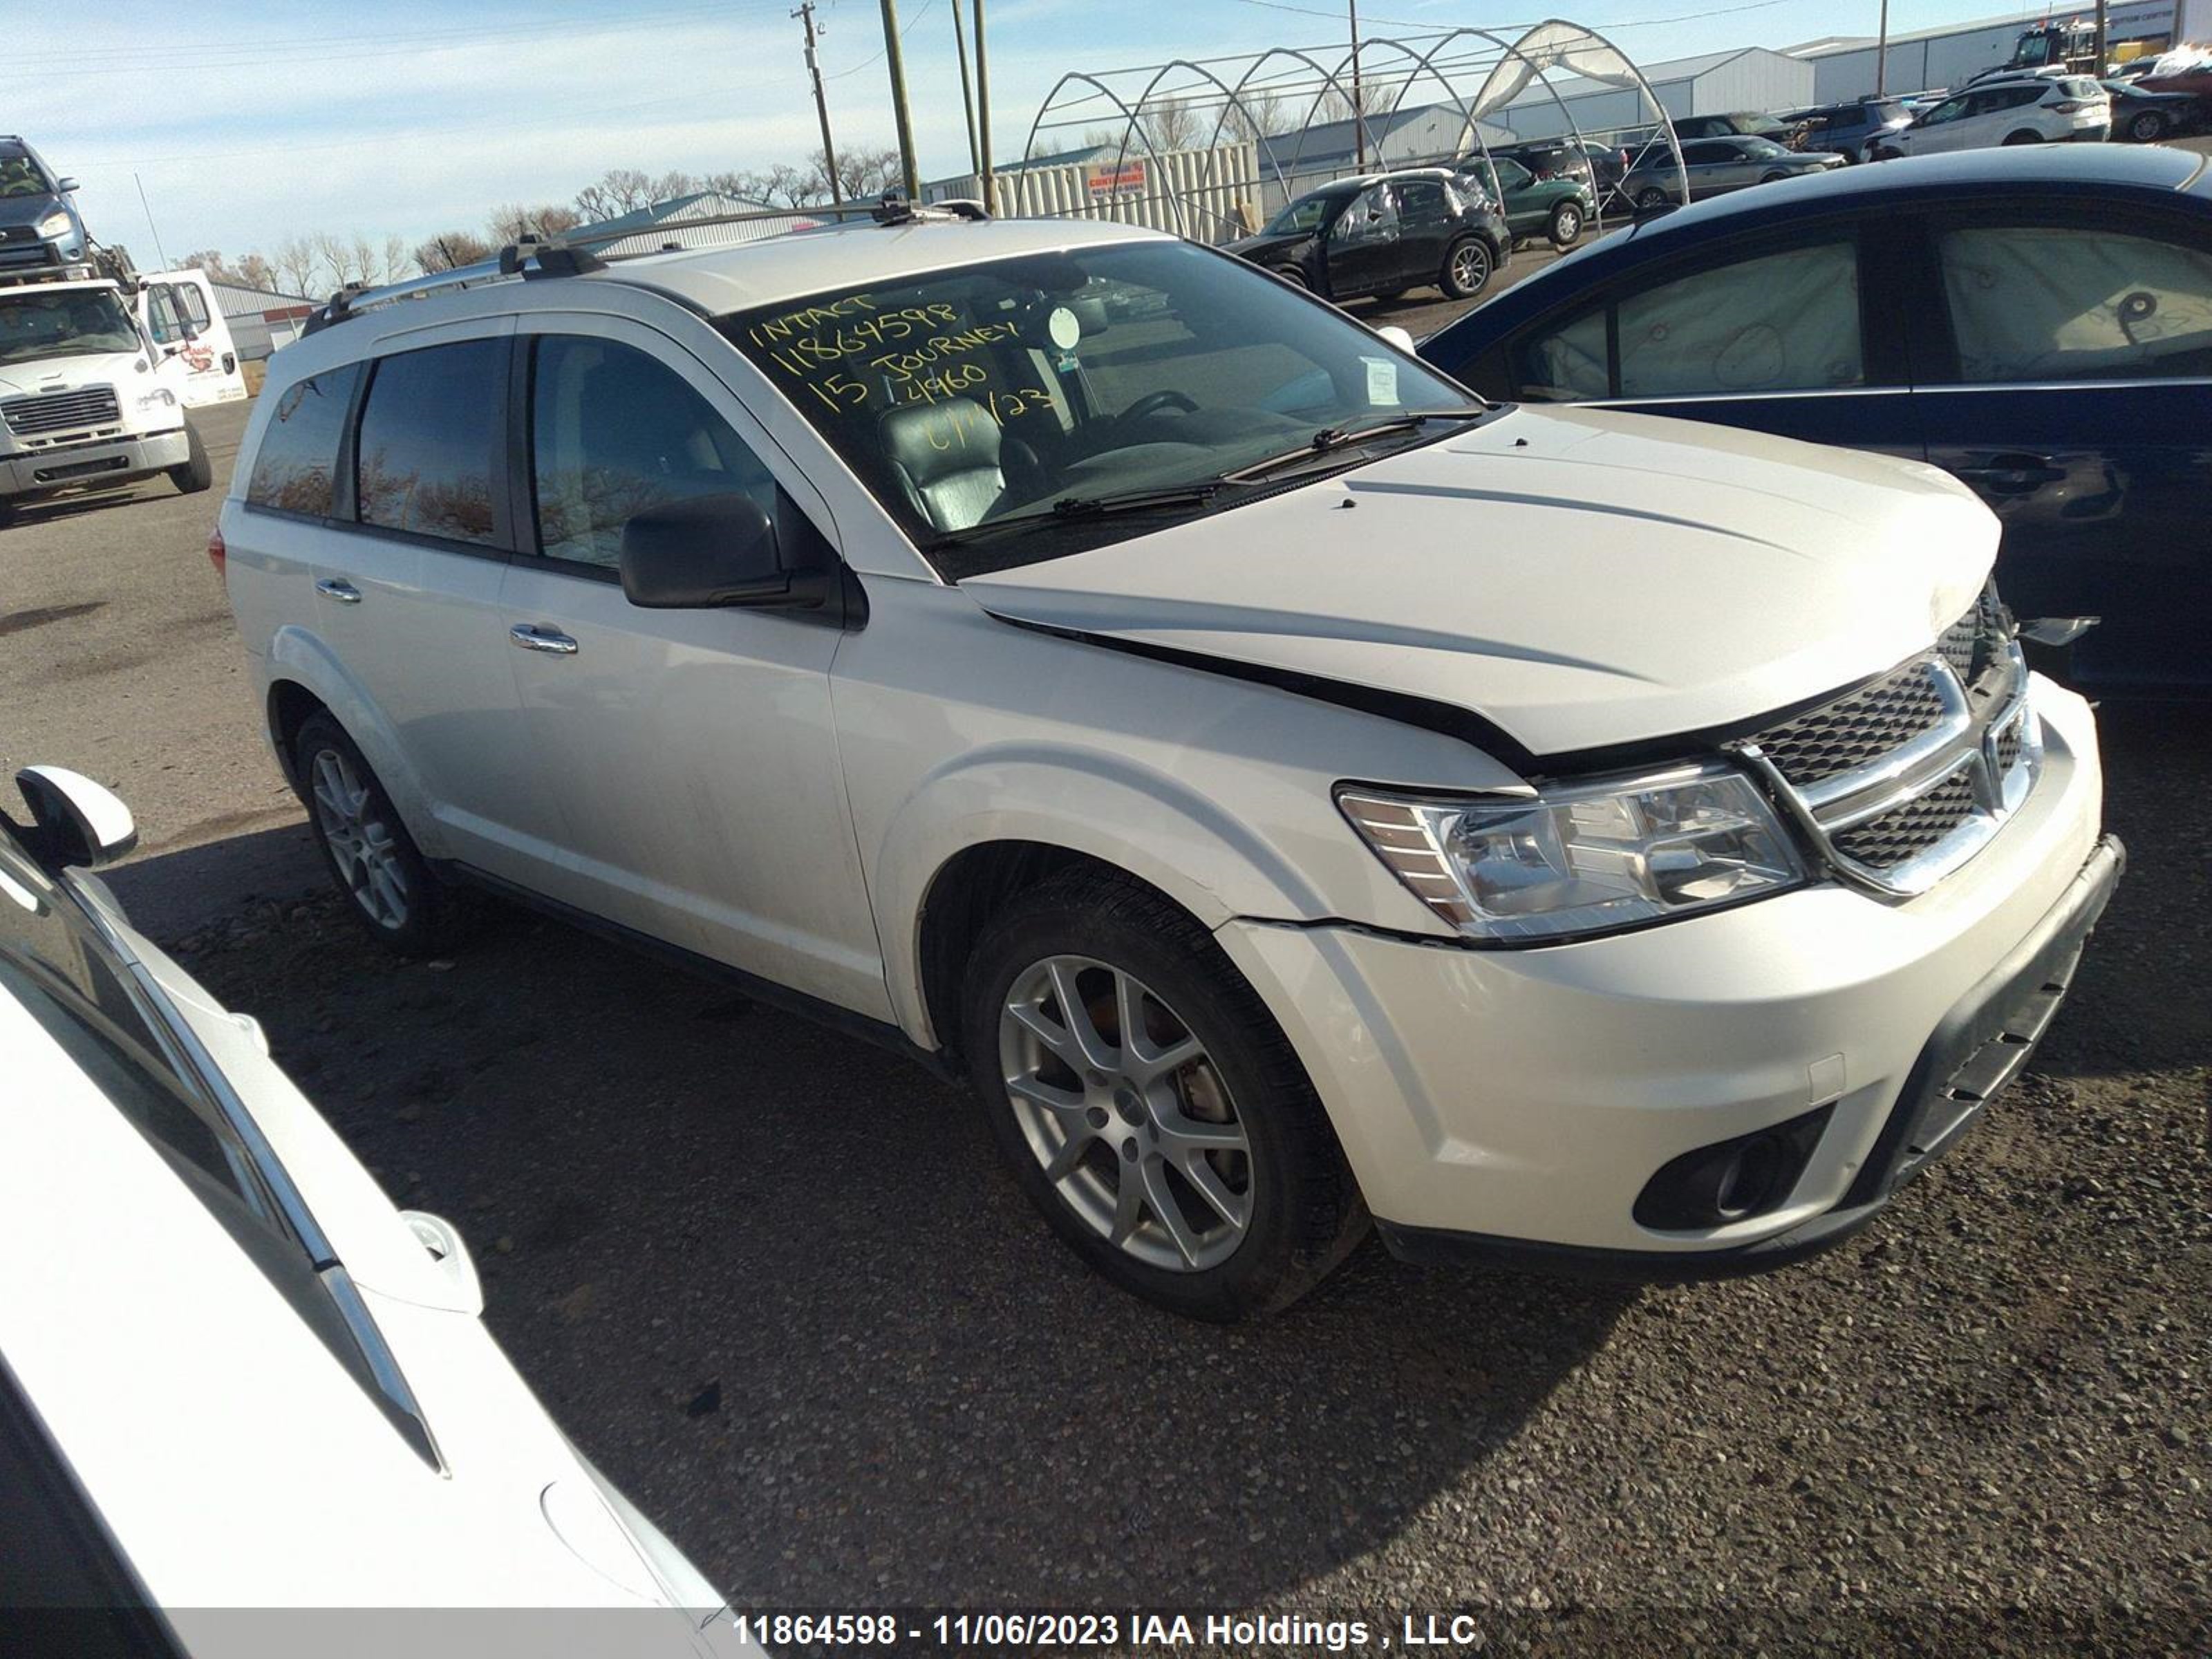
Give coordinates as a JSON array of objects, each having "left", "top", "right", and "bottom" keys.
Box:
[
  {"left": 245, "top": 364, "right": 360, "bottom": 516},
  {"left": 354, "top": 339, "right": 504, "bottom": 545}
]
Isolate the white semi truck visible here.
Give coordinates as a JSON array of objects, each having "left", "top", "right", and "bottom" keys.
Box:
[{"left": 0, "top": 259, "right": 243, "bottom": 525}]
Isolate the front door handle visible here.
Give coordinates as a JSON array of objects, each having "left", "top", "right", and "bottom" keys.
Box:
[
  {"left": 509, "top": 624, "right": 579, "bottom": 656},
  {"left": 315, "top": 578, "right": 361, "bottom": 604},
  {"left": 1955, "top": 453, "right": 2065, "bottom": 494}
]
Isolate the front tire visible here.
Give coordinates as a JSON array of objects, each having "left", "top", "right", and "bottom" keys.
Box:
[
  {"left": 2003, "top": 129, "right": 2043, "bottom": 144},
  {"left": 1547, "top": 200, "right": 1584, "bottom": 247},
  {"left": 294, "top": 711, "right": 471, "bottom": 956},
  {"left": 1634, "top": 185, "right": 1672, "bottom": 209},
  {"left": 168, "top": 422, "right": 212, "bottom": 495},
  {"left": 1439, "top": 236, "right": 1493, "bottom": 299},
  {"left": 960, "top": 868, "right": 1367, "bottom": 1320},
  {"left": 1270, "top": 264, "right": 1309, "bottom": 290}
]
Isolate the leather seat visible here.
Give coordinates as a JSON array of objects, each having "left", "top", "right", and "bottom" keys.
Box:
[{"left": 880, "top": 398, "right": 1005, "bottom": 532}]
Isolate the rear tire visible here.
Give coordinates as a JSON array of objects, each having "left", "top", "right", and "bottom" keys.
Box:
[
  {"left": 294, "top": 711, "right": 473, "bottom": 957},
  {"left": 2003, "top": 129, "right": 2043, "bottom": 144},
  {"left": 2128, "top": 109, "right": 2168, "bottom": 142},
  {"left": 1546, "top": 200, "right": 1584, "bottom": 247},
  {"left": 168, "top": 422, "right": 212, "bottom": 495},
  {"left": 959, "top": 868, "right": 1367, "bottom": 1320},
  {"left": 1634, "top": 185, "right": 1672, "bottom": 209},
  {"left": 1439, "top": 236, "right": 1493, "bottom": 299}
]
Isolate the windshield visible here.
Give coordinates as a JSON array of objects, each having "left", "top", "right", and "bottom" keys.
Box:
[
  {"left": 0, "top": 290, "right": 139, "bottom": 367},
  {"left": 1264, "top": 194, "right": 1342, "bottom": 236},
  {"left": 721, "top": 238, "right": 1474, "bottom": 579},
  {"left": 0, "top": 145, "right": 53, "bottom": 199}
]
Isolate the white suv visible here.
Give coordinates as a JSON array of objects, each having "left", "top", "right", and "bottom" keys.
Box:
[
  {"left": 217, "top": 209, "right": 2121, "bottom": 1318},
  {"left": 1870, "top": 76, "right": 2111, "bottom": 158}
]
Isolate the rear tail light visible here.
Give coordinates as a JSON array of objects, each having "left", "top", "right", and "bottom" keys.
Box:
[
  {"left": 2052, "top": 99, "right": 2089, "bottom": 111},
  {"left": 207, "top": 524, "right": 226, "bottom": 579}
]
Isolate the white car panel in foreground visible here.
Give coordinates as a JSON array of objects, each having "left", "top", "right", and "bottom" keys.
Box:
[{"left": 0, "top": 772, "right": 756, "bottom": 1656}]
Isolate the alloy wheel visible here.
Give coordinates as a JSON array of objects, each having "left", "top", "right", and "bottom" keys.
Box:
[
  {"left": 1554, "top": 206, "right": 1582, "bottom": 242},
  {"left": 1452, "top": 243, "right": 1488, "bottom": 291},
  {"left": 309, "top": 746, "right": 409, "bottom": 931},
  {"left": 998, "top": 955, "right": 1253, "bottom": 1273}
]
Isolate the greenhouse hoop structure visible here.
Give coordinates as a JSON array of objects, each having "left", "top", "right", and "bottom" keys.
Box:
[{"left": 1018, "top": 19, "right": 1689, "bottom": 244}]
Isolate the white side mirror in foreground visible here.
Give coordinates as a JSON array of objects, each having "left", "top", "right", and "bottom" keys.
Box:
[
  {"left": 1374, "top": 324, "right": 1417, "bottom": 353},
  {"left": 15, "top": 766, "right": 138, "bottom": 872}
]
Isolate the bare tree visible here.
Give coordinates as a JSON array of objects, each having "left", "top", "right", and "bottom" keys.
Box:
[
  {"left": 573, "top": 167, "right": 658, "bottom": 221},
  {"left": 487, "top": 202, "right": 583, "bottom": 243},
  {"left": 1222, "top": 86, "right": 1291, "bottom": 142},
  {"left": 1315, "top": 77, "right": 1392, "bottom": 124},
  {"left": 813, "top": 144, "right": 900, "bottom": 204},
  {"left": 180, "top": 249, "right": 238, "bottom": 283},
  {"left": 413, "top": 230, "right": 494, "bottom": 273},
  {"left": 235, "top": 251, "right": 275, "bottom": 291},
  {"left": 1138, "top": 95, "right": 1202, "bottom": 153},
  {"left": 273, "top": 235, "right": 322, "bottom": 298}
]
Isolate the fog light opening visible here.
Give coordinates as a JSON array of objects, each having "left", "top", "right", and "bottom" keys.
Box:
[{"left": 1634, "top": 1104, "right": 1834, "bottom": 1232}]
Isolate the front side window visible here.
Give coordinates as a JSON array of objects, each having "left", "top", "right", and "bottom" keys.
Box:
[
  {"left": 721, "top": 239, "right": 1471, "bottom": 576},
  {"left": 0, "top": 144, "right": 50, "bottom": 198},
  {"left": 1492, "top": 158, "right": 1533, "bottom": 191},
  {"left": 1920, "top": 96, "right": 1968, "bottom": 125},
  {"left": 1936, "top": 223, "right": 2212, "bottom": 383},
  {"left": 529, "top": 335, "right": 777, "bottom": 569},
  {"left": 1510, "top": 240, "right": 1864, "bottom": 401},
  {"left": 246, "top": 362, "right": 362, "bottom": 517},
  {"left": 354, "top": 339, "right": 503, "bottom": 545},
  {"left": 0, "top": 290, "right": 137, "bottom": 366},
  {"left": 1332, "top": 185, "right": 1398, "bottom": 241}
]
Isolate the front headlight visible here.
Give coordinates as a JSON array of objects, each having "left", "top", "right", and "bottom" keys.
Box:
[
  {"left": 36, "top": 210, "right": 73, "bottom": 239},
  {"left": 1339, "top": 762, "right": 1805, "bottom": 943}
]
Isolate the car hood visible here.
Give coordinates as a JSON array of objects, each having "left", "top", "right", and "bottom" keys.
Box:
[
  {"left": 963, "top": 405, "right": 1996, "bottom": 760},
  {"left": 0, "top": 350, "right": 142, "bottom": 398},
  {"left": 0, "top": 192, "right": 64, "bottom": 230},
  {"left": 1226, "top": 230, "right": 1311, "bottom": 261}
]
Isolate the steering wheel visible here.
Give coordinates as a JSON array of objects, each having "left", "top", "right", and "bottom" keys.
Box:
[{"left": 1118, "top": 389, "right": 1199, "bottom": 424}]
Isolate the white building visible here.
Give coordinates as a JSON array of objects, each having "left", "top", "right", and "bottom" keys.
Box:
[{"left": 207, "top": 280, "right": 316, "bottom": 361}]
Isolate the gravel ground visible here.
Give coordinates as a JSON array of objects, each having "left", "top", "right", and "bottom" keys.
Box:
[{"left": 10, "top": 358, "right": 2210, "bottom": 1658}]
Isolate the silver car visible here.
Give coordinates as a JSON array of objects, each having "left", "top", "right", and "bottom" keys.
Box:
[{"left": 1625, "top": 135, "right": 1848, "bottom": 209}]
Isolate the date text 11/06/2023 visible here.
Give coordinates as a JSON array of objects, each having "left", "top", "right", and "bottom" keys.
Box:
[{"left": 728, "top": 1611, "right": 1517, "bottom": 1650}]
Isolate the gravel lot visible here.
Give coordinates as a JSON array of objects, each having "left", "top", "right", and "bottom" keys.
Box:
[{"left": 6, "top": 372, "right": 2208, "bottom": 1655}]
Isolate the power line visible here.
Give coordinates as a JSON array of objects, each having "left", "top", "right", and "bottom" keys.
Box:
[
  {"left": 1222, "top": 0, "right": 1794, "bottom": 28},
  {"left": 825, "top": 0, "right": 939, "bottom": 77}
]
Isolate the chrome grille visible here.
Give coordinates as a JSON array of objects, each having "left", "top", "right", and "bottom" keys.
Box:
[
  {"left": 1832, "top": 765, "right": 1978, "bottom": 867},
  {"left": 3, "top": 386, "right": 122, "bottom": 437},
  {"left": 1752, "top": 661, "right": 1947, "bottom": 787},
  {"left": 1736, "top": 588, "right": 2039, "bottom": 898}
]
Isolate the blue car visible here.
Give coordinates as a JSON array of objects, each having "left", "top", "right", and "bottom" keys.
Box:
[
  {"left": 0, "top": 136, "right": 87, "bottom": 270},
  {"left": 1419, "top": 147, "right": 2212, "bottom": 693}
]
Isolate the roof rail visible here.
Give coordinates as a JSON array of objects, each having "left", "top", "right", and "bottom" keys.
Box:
[{"left": 299, "top": 193, "right": 996, "bottom": 333}]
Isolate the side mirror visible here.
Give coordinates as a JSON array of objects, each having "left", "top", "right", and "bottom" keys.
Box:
[
  {"left": 56, "top": 176, "right": 78, "bottom": 193},
  {"left": 619, "top": 493, "right": 831, "bottom": 611},
  {"left": 1374, "top": 324, "right": 1416, "bottom": 353},
  {"left": 15, "top": 767, "right": 137, "bottom": 873}
]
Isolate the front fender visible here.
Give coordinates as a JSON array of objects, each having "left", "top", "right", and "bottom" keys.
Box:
[
  {"left": 874, "top": 741, "right": 1410, "bottom": 1049},
  {"left": 263, "top": 626, "right": 450, "bottom": 861}
]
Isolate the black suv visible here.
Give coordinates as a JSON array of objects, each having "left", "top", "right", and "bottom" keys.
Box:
[{"left": 1227, "top": 168, "right": 1511, "bottom": 302}]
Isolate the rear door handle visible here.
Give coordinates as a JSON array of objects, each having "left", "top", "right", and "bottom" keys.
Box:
[
  {"left": 1956, "top": 454, "right": 2065, "bottom": 493},
  {"left": 509, "top": 624, "right": 579, "bottom": 656},
  {"left": 315, "top": 578, "right": 361, "bottom": 603}
]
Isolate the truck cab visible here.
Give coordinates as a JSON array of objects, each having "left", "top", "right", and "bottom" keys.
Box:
[{"left": 0, "top": 263, "right": 217, "bottom": 523}]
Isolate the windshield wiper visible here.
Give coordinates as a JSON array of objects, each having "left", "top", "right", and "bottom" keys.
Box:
[
  {"left": 1049, "top": 481, "right": 1224, "bottom": 518},
  {"left": 1221, "top": 405, "right": 1490, "bottom": 484}
]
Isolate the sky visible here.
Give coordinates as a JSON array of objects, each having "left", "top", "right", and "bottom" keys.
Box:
[{"left": 18, "top": 0, "right": 2063, "bottom": 283}]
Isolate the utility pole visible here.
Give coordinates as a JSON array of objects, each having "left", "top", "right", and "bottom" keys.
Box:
[
  {"left": 2092, "top": 0, "right": 2109, "bottom": 73},
  {"left": 879, "top": 0, "right": 921, "bottom": 200},
  {"left": 1349, "top": 0, "right": 1366, "bottom": 168},
  {"left": 952, "top": 0, "right": 980, "bottom": 177},
  {"left": 975, "top": 0, "right": 996, "bottom": 214},
  {"left": 794, "top": 2, "right": 842, "bottom": 206},
  {"left": 1875, "top": 0, "right": 1888, "bottom": 95}
]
